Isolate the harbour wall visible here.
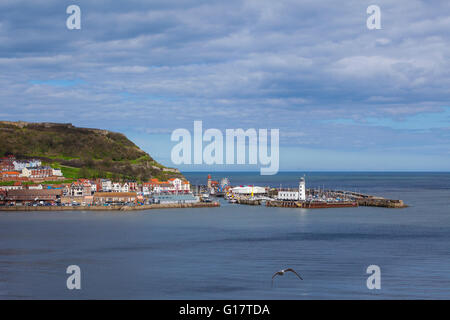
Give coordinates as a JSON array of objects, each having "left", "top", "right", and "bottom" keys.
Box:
[
  {"left": 266, "top": 200, "right": 358, "bottom": 208},
  {"left": 237, "top": 199, "right": 261, "bottom": 205},
  {"left": 356, "top": 198, "right": 407, "bottom": 208},
  {"left": 0, "top": 202, "right": 220, "bottom": 212}
]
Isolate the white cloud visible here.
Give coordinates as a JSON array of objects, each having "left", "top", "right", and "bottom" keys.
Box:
[{"left": 106, "top": 66, "right": 150, "bottom": 73}]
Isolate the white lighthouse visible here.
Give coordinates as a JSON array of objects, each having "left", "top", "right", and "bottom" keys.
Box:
[
  {"left": 277, "top": 176, "right": 307, "bottom": 201},
  {"left": 299, "top": 177, "right": 306, "bottom": 201}
]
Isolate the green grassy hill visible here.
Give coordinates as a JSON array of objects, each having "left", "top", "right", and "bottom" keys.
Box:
[{"left": 0, "top": 121, "right": 182, "bottom": 182}]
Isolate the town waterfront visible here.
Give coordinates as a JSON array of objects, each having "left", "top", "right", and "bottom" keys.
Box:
[{"left": 0, "top": 172, "right": 449, "bottom": 299}]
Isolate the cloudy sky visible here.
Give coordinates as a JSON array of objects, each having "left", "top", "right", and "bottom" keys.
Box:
[{"left": 1, "top": 0, "right": 449, "bottom": 171}]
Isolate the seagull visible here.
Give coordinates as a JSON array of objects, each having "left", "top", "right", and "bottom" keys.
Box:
[{"left": 272, "top": 268, "right": 303, "bottom": 286}]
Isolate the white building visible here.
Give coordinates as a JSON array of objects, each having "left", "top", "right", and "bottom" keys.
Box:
[
  {"left": 112, "top": 182, "right": 129, "bottom": 193},
  {"left": 0, "top": 185, "right": 23, "bottom": 191},
  {"left": 168, "top": 178, "right": 190, "bottom": 192},
  {"left": 70, "top": 180, "right": 92, "bottom": 197},
  {"left": 19, "top": 167, "right": 31, "bottom": 177},
  {"left": 153, "top": 194, "right": 199, "bottom": 204},
  {"left": 101, "top": 179, "right": 112, "bottom": 192},
  {"left": 20, "top": 167, "right": 59, "bottom": 178},
  {"left": 52, "top": 168, "right": 63, "bottom": 176},
  {"left": 231, "top": 185, "right": 266, "bottom": 195},
  {"left": 28, "top": 184, "right": 43, "bottom": 190},
  {"left": 121, "top": 182, "right": 129, "bottom": 193},
  {"left": 277, "top": 177, "right": 306, "bottom": 201},
  {"left": 112, "top": 182, "right": 121, "bottom": 192},
  {"left": 277, "top": 190, "right": 300, "bottom": 200},
  {"left": 13, "top": 159, "right": 41, "bottom": 171}
]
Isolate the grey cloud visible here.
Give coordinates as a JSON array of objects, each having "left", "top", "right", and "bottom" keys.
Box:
[{"left": 0, "top": 0, "right": 449, "bottom": 162}]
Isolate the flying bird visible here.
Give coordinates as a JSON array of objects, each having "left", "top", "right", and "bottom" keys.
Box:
[{"left": 272, "top": 268, "right": 303, "bottom": 286}]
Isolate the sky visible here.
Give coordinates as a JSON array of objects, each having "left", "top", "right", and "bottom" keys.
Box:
[{"left": 0, "top": 0, "right": 449, "bottom": 171}]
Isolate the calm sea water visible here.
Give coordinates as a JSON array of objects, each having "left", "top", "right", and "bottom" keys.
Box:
[{"left": 0, "top": 172, "right": 449, "bottom": 299}]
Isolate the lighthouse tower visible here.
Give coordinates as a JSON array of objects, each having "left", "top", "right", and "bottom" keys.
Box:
[
  {"left": 298, "top": 177, "right": 306, "bottom": 201},
  {"left": 207, "top": 174, "right": 212, "bottom": 189}
]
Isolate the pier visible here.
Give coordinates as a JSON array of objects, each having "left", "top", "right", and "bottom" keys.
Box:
[
  {"left": 266, "top": 200, "right": 358, "bottom": 208},
  {"left": 226, "top": 189, "right": 406, "bottom": 209},
  {"left": 356, "top": 198, "right": 407, "bottom": 208}
]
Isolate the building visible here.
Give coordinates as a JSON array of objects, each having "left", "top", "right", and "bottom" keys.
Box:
[
  {"left": 142, "top": 178, "right": 191, "bottom": 194},
  {"left": 69, "top": 180, "right": 92, "bottom": 197},
  {"left": 112, "top": 182, "right": 130, "bottom": 193},
  {"left": 0, "top": 182, "right": 23, "bottom": 191},
  {"left": 0, "top": 162, "right": 14, "bottom": 172},
  {"left": 144, "top": 178, "right": 162, "bottom": 194},
  {"left": 158, "top": 183, "right": 172, "bottom": 193},
  {"left": 101, "top": 179, "right": 112, "bottom": 192},
  {"left": 52, "top": 168, "right": 63, "bottom": 176},
  {"left": 0, "top": 171, "right": 21, "bottom": 180},
  {"left": 5, "top": 189, "right": 62, "bottom": 205},
  {"left": 277, "top": 190, "right": 299, "bottom": 200},
  {"left": 128, "top": 181, "right": 138, "bottom": 191},
  {"left": 112, "top": 182, "right": 120, "bottom": 192},
  {"left": 277, "top": 177, "right": 306, "bottom": 201},
  {"left": 142, "top": 182, "right": 156, "bottom": 195},
  {"left": 27, "top": 184, "right": 43, "bottom": 190},
  {"left": 231, "top": 185, "right": 267, "bottom": 195},
  {"left": 19, "top": 167, "right": 31, "bottom": 177},
  {"left": 168, "top": 178, "right": 190, "bottom": 193},
  {"left": 13, "top": 159, "right": 42, "bottom": 171},
  {"left": 152, "top": 193, "right": 199, "bottom": 204},
  {"left": 17, "top": 166, "right": 64, "bottom": 181},
  {"left": 29, "top": 167, "right": 53, "bottom": 179},
  {"left": 93, "top": 192, "right": 137, "bottom": 205}
]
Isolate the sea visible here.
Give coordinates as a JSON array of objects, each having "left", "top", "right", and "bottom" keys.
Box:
[{"left": 0, "top": 172, "right": 449, "bottom": 299}]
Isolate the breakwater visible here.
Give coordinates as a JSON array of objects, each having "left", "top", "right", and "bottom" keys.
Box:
[
  {"left": 265, "top": 198, "right": 406, "bottom": 209},
  {"left": 0, "top": 202, "right": 220, "bottom": 212},
  {"left": 266, "top": 200, "right": 358, "bottom": 208},
  {"left": 356, "top": 198, "right": 407, "bottom": 208}
]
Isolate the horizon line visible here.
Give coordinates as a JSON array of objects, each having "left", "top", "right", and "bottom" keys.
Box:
[{"left": 180, "top": 170, "right": 450, "bottom": 173}]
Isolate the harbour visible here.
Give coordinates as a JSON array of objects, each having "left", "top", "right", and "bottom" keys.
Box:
[
  {"left": 1, "top": 171, "right": 408, "bottom": 211},
  {"left": 196, "top": 173, "right": 407, "bottom": 209}
]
